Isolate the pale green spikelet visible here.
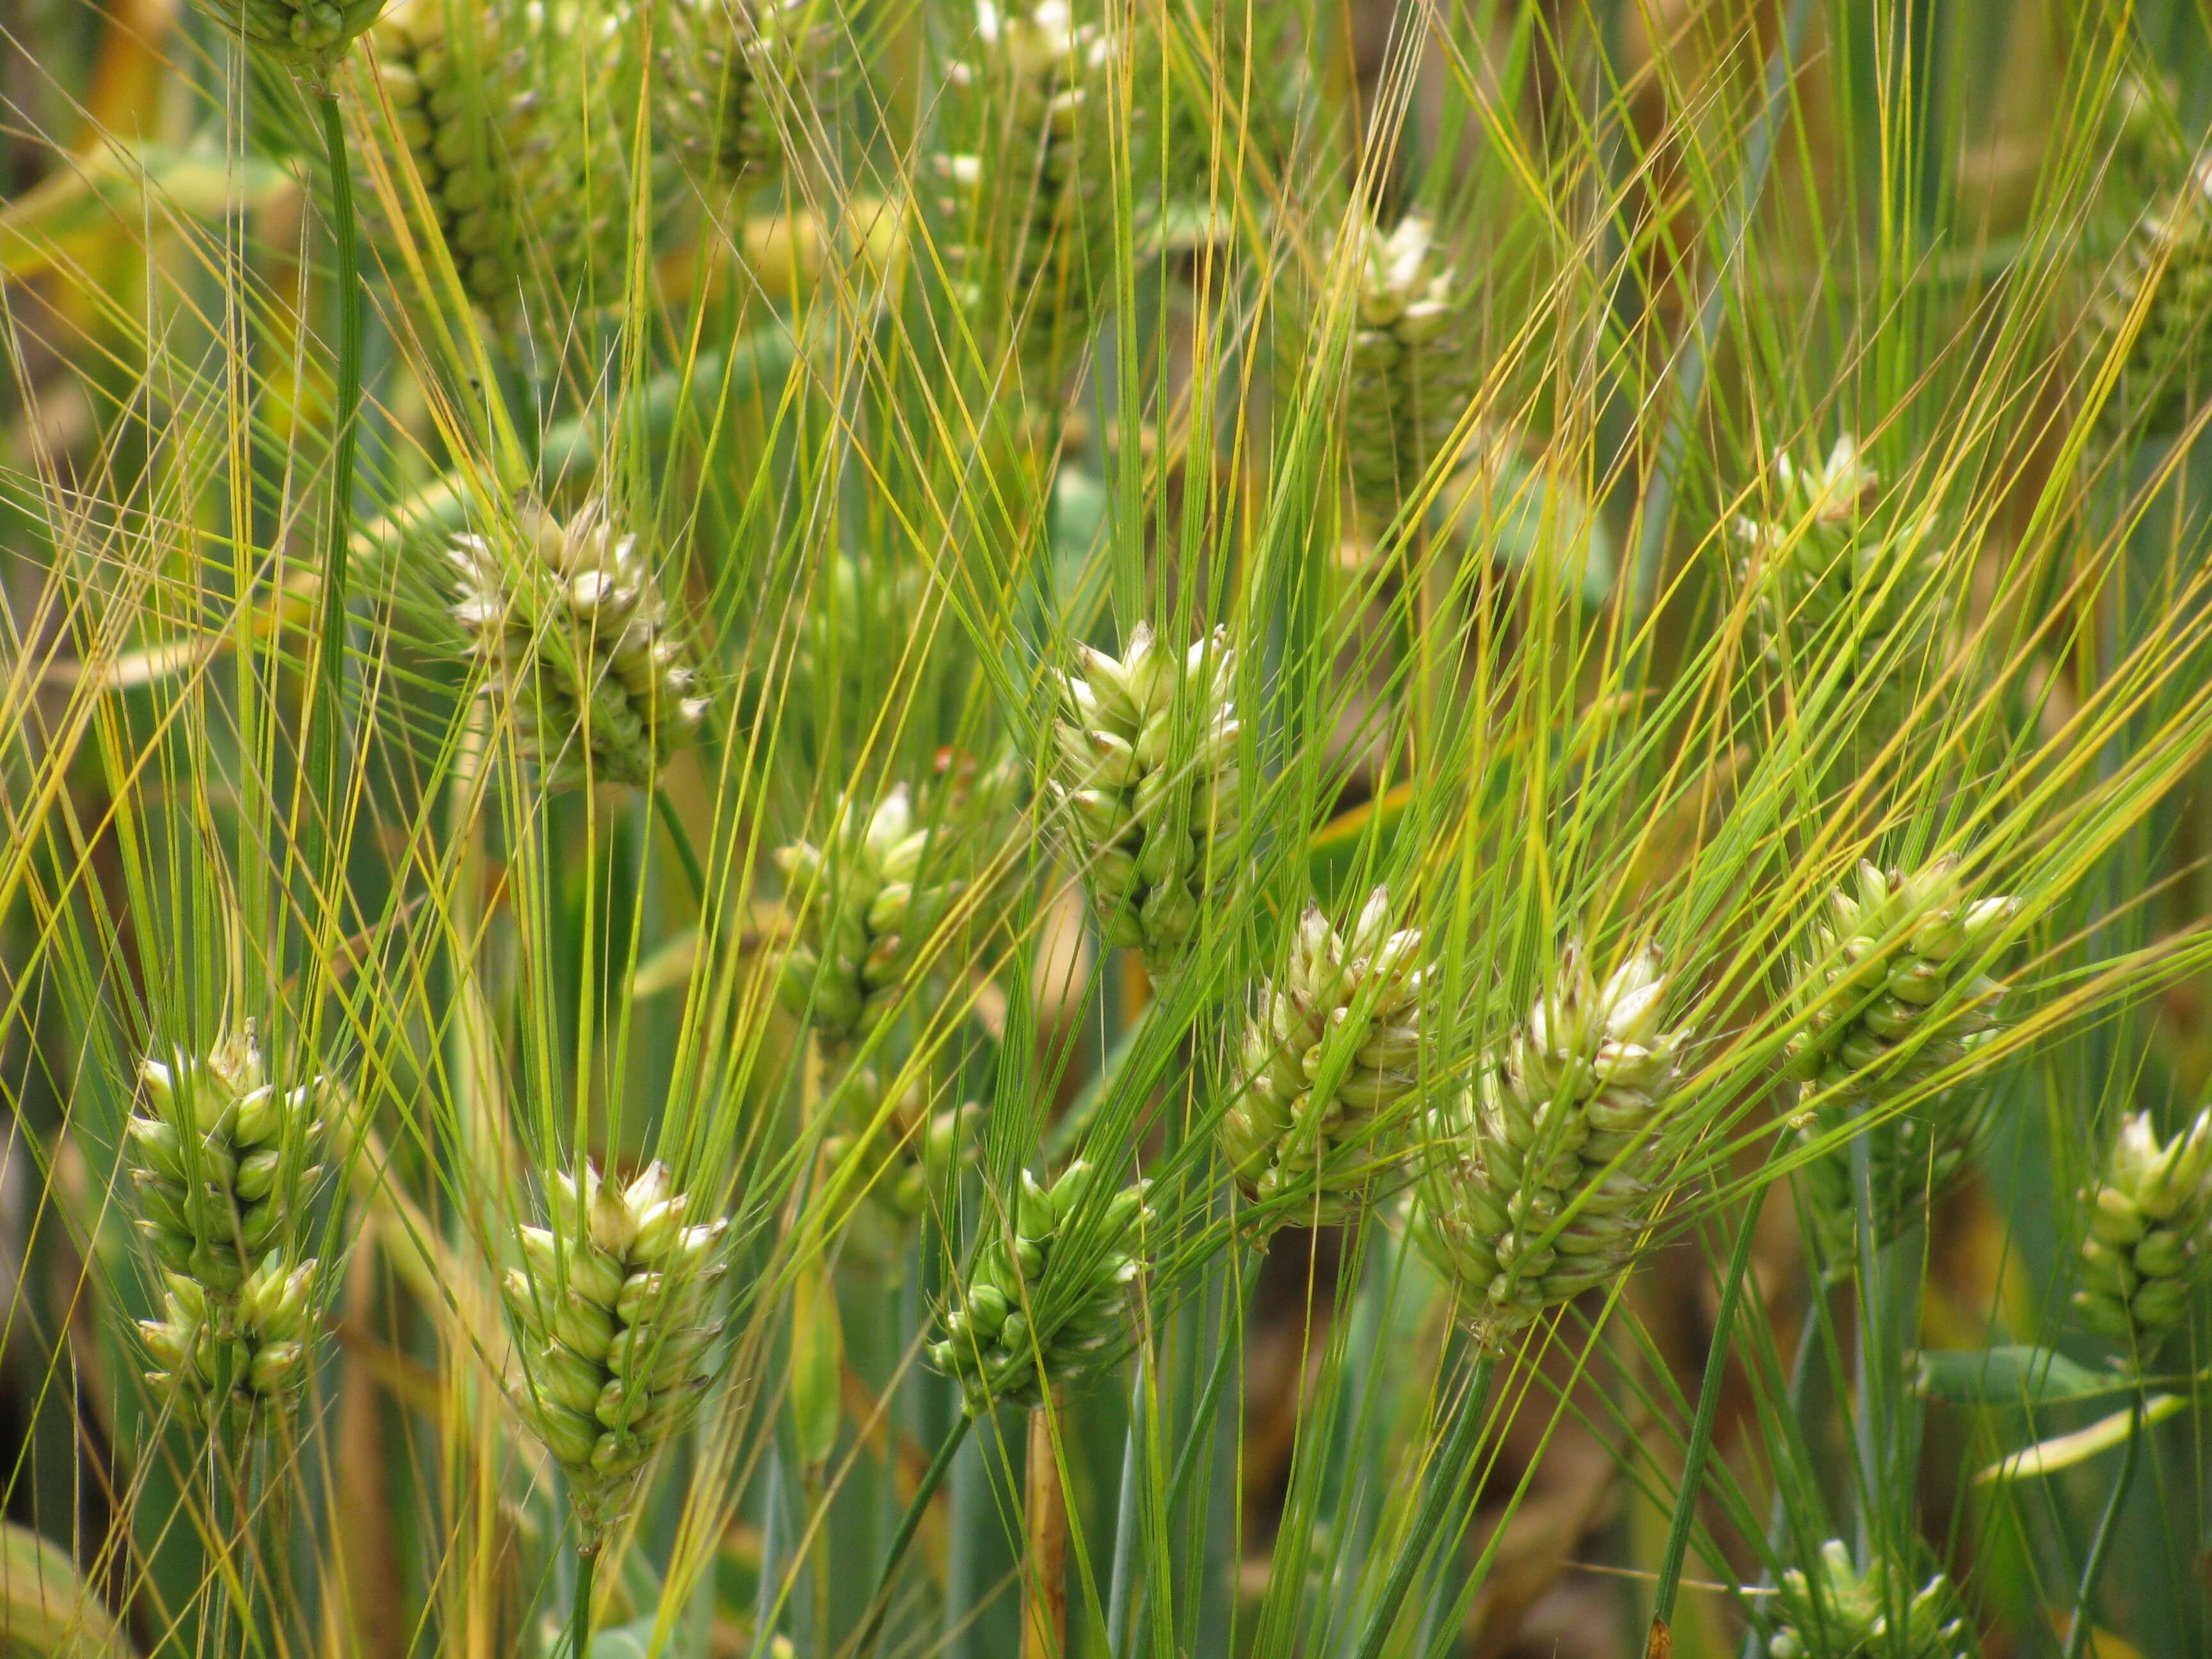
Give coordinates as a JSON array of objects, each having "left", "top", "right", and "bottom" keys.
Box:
[
  {"left": 1761, "top": 1539, "right": 1977, "bottom": 1659},
  {"left": 936, "top": 0, "right": 1116, "bottom": 388},
  {"left": 1416, "top": 945, "right": 1687, "bottom": 1342},
  {"left": 2083, "top": 152, "right": 2212, "bottom": 437},
  {"left": 452, "top": 500, "right": 707, "bottom": 790},
  {"left": 1048, "top": 623, "right": 1239, "bottom": 984},
  {"left": 127, "top": 1027, "right": 327, "bottom": 1302},
  {"left": 139, "top": 1255, "right": 322, "bottom": 1432},
  {"left": 1221, "top": 886, "right": 1427, "bottom": 1225},
  {"left": 1342, "top": 213, "right": 1467, "bottom": 525},
  {"left": 659, "top": 0, "right": 813, "bottom": 188},
  {"left": 1788, "top": 858, "right": 2016, "bottom": 1272},
  {"left": 502, "top": 1160, "right": 729, "bottom": 1544},
  {"left": 1733, "top": 435, "right": 1944, "bottom": 747},
  {"left": 127, "top": 1026, "right": 328, "bottom": 1430},
  {"left": 196, "top": 0, "right": 383, "bottom": 71},
  {"left": 929, "top": 1160, "right": 1151, "bottom": 1415},
  {"left": 371, "top": 0, "right": 600, "bottom": 316},
  {"left": 776, "top": 762, "right": 1018, "bottom": 1057},
  {"left": 2072, "top": 1107, "right": 2212, "bottom": 1358}
]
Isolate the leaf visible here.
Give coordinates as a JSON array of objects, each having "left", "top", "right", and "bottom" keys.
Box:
[
  {"left": 629, "top": 929, "right": 699, "bottom": 999},
  {"left": 0, "top": 1522, "right": 135, "bottom": 1658},
  {"left": 790, "top": 1255, "right": 844, "bottom": 1469},
  {"left": 1306, "top": 783, "right": 1413, "bottom": 906},
  {"left": 0, "top": 143, "right": 295, "bottom": 282},
  {"left": 1977, "top": 1393, "right": 2186, "bottom": 1484},
  {"left": 1914, "top": 1346, "right": 2122, "bottom": 1407}
]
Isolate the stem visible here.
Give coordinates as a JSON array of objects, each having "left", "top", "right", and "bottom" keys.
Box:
[
  {"left": 1652, "top": 1185, "right": 1770, "bottom": 1634},
  {"left": 861, "top": 1413, "right": 974, "bottom": 1658},
  {"left": 1346, "top": 1353, "right": 1499, "bottom": 1659},
  {"left": 2063, "top": 1390, "right": 2147, "bottom": 1659},
  {"left": 1104, "top": 1382, "right": 1142, "bottom": 1658},
  {"left": 308, "top": 90, "right": 363, "bottom": 868},
  {"left": 1022, "top": 1391, "right": 1070, "bottom": 1659},
  {"left": 653, "top": 787, "right": 709, "bottom": 907},
  {"left": 567, "top": 1545, "right": 598, "bottom": 1659}
]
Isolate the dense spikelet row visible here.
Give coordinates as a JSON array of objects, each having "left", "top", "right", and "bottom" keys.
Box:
[
  {"left": 2074, "top": 1107, "right": 2212, "bottom": 1356},
  {"left": 1734, "top": 435, "right": 1944, "bottom": 748},
  {"left": 1417, "top": 947, "right": 1687, "bottom": 1342},
  {"left": 1222, "top": 887, "right": 1427, "bottom": 1224},
  {"left": 937, "top": 0, "right": 1116, "bottom": 385},
  {"left": 1761, "top": 1539, "right": 1977, "bottom": 1659},
  {"left": 2084, "top": 154, "right": 2212, "bottom": 437},
  {"left": 371, "top": 0, "right": 593, "bottom": 316},
  {"left": 1049, "top": 623, "right": 1240, "bottom": 982},
  {"left": 777, "top": 788, "right": 963, "bottom": 1054},
  {"left": 1342, "top": 214, "right": 1466, "bottom": 524},
  {"left": 929, "top": 1161, "right": 1151, "bottom": 1415},
  {"left": 195, "top": 0, "right": 381, "bottom": 69},
  {"left": 452, "top": 500, "right": 707, "bottom": 789},
  {"left": 127, "top": 1028, "right": 328, "bottom": 1427},
  {"left": 659, "top": 0, "right": 811, "bottom": 187},
  {"left": 503, "top": 1162, "right": 728, "bottom": 1543},
  {"left": 129, "top": 1029, "right": 326, "bottom": 1295},
  {"left": 1788, "top": 860, "right": 2016, "bottom": 1270}
]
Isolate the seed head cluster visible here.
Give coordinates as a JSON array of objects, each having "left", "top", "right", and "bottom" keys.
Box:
[
  {"left": 2086, "top": 154, "right": 2212, "bottom": 437},
  {"left": 1735, "top": 435, "right": 1944, "bottom": 748},
  {"left": 1050, "top": 623, "right": 1240, "bottom": 983},
  {"left": 930, "top": 1160, "right": 1151, "bottom": 1415},
  {"left": 195, "top": 0, "right": 383, "bottom": 70},
  {"left": 1418, "top": 947, "right": 1686, "bottom": 1341},
  {"left": 1789, "top": 859, "right": 2016, "bottom": 1269},
  {"left": 937, "top": 0, "right": 1116, "bottom": 385},
  {"left": 1222, "top": 886, "right": 1427, "bottom": 1225},
  {"left": 503, "top": 1161, "right": 728, "bottom": 1543},
  {"left": 1342, "top": 213, "right": 1466, "bottom": 523},
  {"left": 1761, "top": 1539, "right": 1978, "bottom": 1659},
  {"left": 778, "top": 786, "right": 970, "bottom": 1055},
  {"left": 127, "top": 1027, "right": 328, "bottom": 1429},
  {"left": 660, "top": 0, "right": 812, "bottom": 186},
  {"left": 2074, "top": 1107, "right": 2212, "bottom": 1357},
  {"left": 452, "top": 500, "right": 707, "bottom": 790},
  {"left": 372, "top": 0, "right": 586, "bottom": 316}
]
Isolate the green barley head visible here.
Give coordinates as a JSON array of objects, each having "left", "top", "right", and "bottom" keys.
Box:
[
  {"left": 1760, "top": 1539, "right": 1977, "bottom": 1659},
  {"left": 1048, "top": 622, "right": 1240, "bottom": 985},
  {"left": 502, "top": 1160, "right": 729, "bottom": 1546},
  {"left": 2073, "top": 1107, "right": 2212, "bottom": 1360},
  {"left": 1222, "top": 886, "right": 1428, "bottom": 1226},
  {"left": 929, "top": 1160, "right": 1151, "bottom": 1415},
  {"left": 452, "top": 499, "right": 707, "bottom": 790},
  {"left": 1787, "top": 858, "right": 2016, "bottom": 1272},
  {"left": 1416, "top": 944, "right": 1690, "bottom": 1343}
]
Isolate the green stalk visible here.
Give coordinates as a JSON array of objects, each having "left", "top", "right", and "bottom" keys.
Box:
[
  {"left": 308, "top": 90, "right": 363, "bottom": 871},
  {"left": 1345, "top": 1353, "right": 1499, "bottom": 1659},
  {"left": 568, "top": 1544, "right": 598, "bottom": 1659},
  {"left": 861, "top": 1413, "right": 975, "bottom": 1658},
  {"left": 2062, "top": 1388, "right": 2147, "bottom": 1659},
  {"left": 1651, "top": 1185, "right": 1770, "bottom": 1641},
  {"left": 653, "top": 789, "right": 710, "bottom": 907},
  {"left": 1104, "top": 1381, "right": 1142, "bottom": 1657}
]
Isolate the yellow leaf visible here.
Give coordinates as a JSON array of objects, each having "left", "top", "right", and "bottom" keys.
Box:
[
  {"left": 1978, "top": 1393, "right": 2184, "bottom": 1484},
  {"left": 0, "top": 1522, "right": 135, "bottom": 1658}
]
